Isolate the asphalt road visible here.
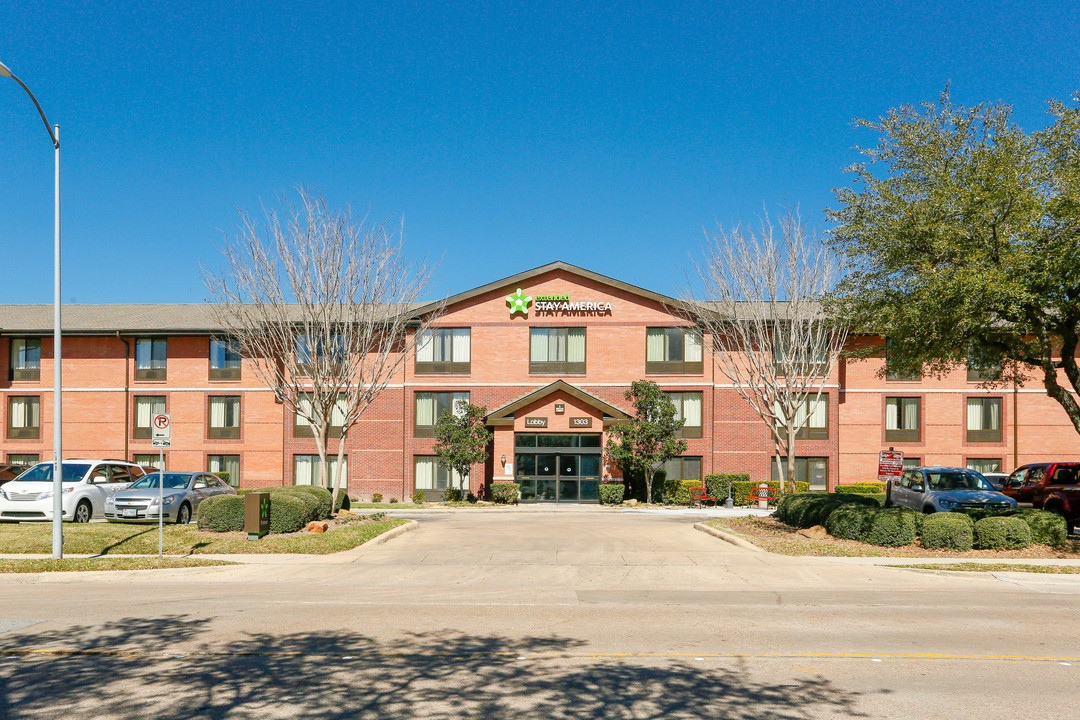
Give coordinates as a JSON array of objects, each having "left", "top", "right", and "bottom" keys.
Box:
[{"left": 0, "top": 508, "right": 1077, "bottom": 719}]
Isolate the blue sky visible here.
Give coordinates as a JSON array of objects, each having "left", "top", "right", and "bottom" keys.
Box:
[{"left": 1, "top": 1, "right": 1076, "bottom": 304}]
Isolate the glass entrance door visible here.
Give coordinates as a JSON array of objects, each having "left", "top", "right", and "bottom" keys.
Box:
[{"left": 515, "top": 433, "right": 601, "bottom": 503}]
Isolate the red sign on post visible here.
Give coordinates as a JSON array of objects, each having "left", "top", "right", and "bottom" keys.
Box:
[{"left": 877, "top": 450, "right": 904, "bottom": 483}]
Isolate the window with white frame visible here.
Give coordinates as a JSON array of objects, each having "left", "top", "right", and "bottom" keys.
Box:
[
  {"left": 135, "top": 338, "right": 167, "bottom": 380},
  {"left": 414, "top": 456, "right": 468, "bottom": 492},
  {"left": 666, "top": 392, "right": 703, "bottom": 438},
  {"left": 415, "top": 328, "right": 471, "bottom": 374},
  {"left": 134, "top": 396, "right": 166, "bottom": 439},
  {"left": 966, "top": 397, "right": 1002, "bottom": 442},
  {"left": 414, "top": 391, "right": 469, "bottom": 437},
  {"left": 294, "top": 454, "right": 348, "bottom": 487},
  {"left": 646, "top": 327, "right": 703, "bottom": 374},
  {"left": 294, "top": 393, "right": 347, "bottom": 438},
  {"left": 530, "top": 327, "right": 586, "bottom": 374},
  {"left": 208, "top": 396, "right": 241, "bottom": 439},
  {"left": 885, "top": 397, "right": 921, "bottom": 442},
  {"left": 208, "top": 454, "right": 240, "bottom": 486}
]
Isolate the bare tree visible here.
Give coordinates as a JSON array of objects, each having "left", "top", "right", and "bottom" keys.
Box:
[
  {"left": 204, "top": 190, "right": 440, "bottom": 509},
  {"left": 685, "top": 210, "right": 848, "bottom": 494}
]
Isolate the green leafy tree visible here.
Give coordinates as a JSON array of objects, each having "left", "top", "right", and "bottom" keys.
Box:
[
  {"left": 827, "top": 91, "right": 1080, "bottom": 434},
  {"left": 604, "top": 380, "right": 688, "bottom": 504},
  {"left": 433, "top": 402, "right": 492, "bottom": 495}
]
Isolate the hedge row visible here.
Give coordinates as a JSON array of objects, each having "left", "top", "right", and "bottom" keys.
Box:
[
  {"left": 702, "top": 475, "right": 809, "bottom": 505},
  {"left": 776, "top": 493, "right": 1065, "bottom": 550},
  {"left": 198, "top": 485, "right": 343, "bottom": 534},
  {"left": 833, "top": 482, "right": 887, "bottom": 495}
]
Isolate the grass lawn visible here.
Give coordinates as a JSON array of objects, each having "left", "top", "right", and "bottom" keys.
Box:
[
  {"left": 706, "top": 516, "right": 1080, "bottom": 559},
  {"left": 0, "top": 518, "right": 407, "bottom": 555},
  {"left": 888, "top": 562, "right": 1080, "bottom": 574},
  {"left": 0, "top": 557, "right": 236, "bottom": 573}
]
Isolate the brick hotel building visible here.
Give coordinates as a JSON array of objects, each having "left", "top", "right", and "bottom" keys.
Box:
[{"left": 1, "top": 261, "right": 1077, "bottom": 502}]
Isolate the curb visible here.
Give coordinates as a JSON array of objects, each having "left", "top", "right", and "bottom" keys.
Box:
[
  {"left": 694, "top": 522, "right": 765, "bottom": 553},
  {"left": 366, "top": 519, "right": 418, "bottom": 546}
]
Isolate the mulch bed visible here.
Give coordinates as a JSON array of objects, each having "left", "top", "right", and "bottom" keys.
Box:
[{"left": 713, "top": 516, "right": 1080, "bottom": 559}]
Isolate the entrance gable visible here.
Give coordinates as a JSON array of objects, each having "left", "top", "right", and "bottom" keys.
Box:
[{"left": 486, "top": 380, "right": 631, "bottom": 429}]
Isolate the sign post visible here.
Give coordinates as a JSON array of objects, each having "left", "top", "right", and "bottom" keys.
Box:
[
  {"left": 877, "top": 449, "right": 904, "bottom": 487},
  {"left": 152, "top": 413, "right": 172, "bottom": 557}
]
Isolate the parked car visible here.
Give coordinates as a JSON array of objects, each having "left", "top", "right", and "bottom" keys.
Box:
[
  {"left": 0, "top": 460, "right": 148, "bottom": 523},
  {"left": 887, "top": 466, "right": 1018, "bottom": 514},
  {"left": 0, "top": 464, "right": 30, "bottom": 485},
  {"left": 104, "top": 471, "right": 235, "bottom": 525},
  {"left": 981, "top": 472, "right": 1009, "bottom": 490},
  {"left": 999, "top": 461, "right": 1080, "bottom": 531}
]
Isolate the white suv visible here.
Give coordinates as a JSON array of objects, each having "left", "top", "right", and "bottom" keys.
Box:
[{"left": 0, "top": 460, "right": 147, "bottom": 523}]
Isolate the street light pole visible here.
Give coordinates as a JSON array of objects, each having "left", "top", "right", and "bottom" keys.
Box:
[{"left": 0, "top": 61, "right": 63, "bottom": 559}]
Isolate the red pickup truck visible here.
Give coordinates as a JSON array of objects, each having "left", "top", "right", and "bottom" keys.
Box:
[{"left": 999, "top": 462, "right": 1080, "bottom": 531}]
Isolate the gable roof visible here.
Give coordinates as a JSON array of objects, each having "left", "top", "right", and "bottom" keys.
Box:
[
  {"left": 485, "top": 380, "right": 632, "bottom": 427},
  {"left": 410, "top": 260, "right": 694, "bottom": 319}
]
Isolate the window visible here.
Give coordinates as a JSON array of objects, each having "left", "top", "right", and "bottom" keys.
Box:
[
  {"left": 885, "top": 337, "right": 920, "bottom": 381},
  {"left": 416, "top": 328, "right": 471, "bottom": 374},
  {"left": 966, "top": 397, "right": 1002, "bottom": 442},
  {"left": 209, "top": 339, "right": 241, "bottom": 380},
  {"left": 134, "top": 396, "right": 166, "bottom": 439},
  {"left": 777, "top": 395, "right": 828, "bottom": 440},
  {"left": 135, "top": 338, "right": 167, "bottom": 380},
  {"left": 967, "top": 345, "right": 1003, "bottom": 382},
  {"left": 7, "top": 396, "right": 40, "bottom": 439},
  {"left": 772, "top": 457, "right": 829, "bottom": 491},
  {"left": 294, "top": 454, "right": 347, "bottom": 487},
  {"left": 646, "top": 327, "right": 703, "bottom": 374},
  {"left": 667, "top": 392, "right": 703, "bottom": 438},
  {"left": 9, "top": 338, "right": 41, "bottom": 381},
  {"left": 660, "top": 456, "right": 702, "bottom": 483},
  {"left": 294, "top": 393, "right": 347, "bottom": 438},
  {"left": 902, "top": 457, "right": 921, "bottom": 469},
  {"left": 295, "top": 333, "right": 345, "bottom": 375},
  {"left": 208, "top": 396, "right": 241, "bottom": 439},
  {"left": 414, "top": 456, "right": 468, "bottom": 492},
  {"left": 885, "top": 397, "right": 921, "bottom": 442},
  {"left": 207, "top": 454, "right": 240, "bottom": 487},
  {"left": 967, "top": 458, "right": 1002, "bottom": 474},
  {"left": 414, "top": 391, "right": 469, "bottom": 438},
  {"left": 772, "top": 328, "right": 830, "bottom": 374},
  {"left": 133, "top": 454, "right": 164, "bottom": 470},
  {"left": 530, "top": 328, "right": 586, "bottom": 374},
  {"left": 7, "top": 454, "right": 38, "bottom": 466}
]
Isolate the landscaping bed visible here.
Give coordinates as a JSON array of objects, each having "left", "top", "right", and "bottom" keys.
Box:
[
  {"left": 706, "top": 516, "right": 1080, "bottom": 559},
  {"left": 0, "top": 558, "right": 236, "bottom": 573}
]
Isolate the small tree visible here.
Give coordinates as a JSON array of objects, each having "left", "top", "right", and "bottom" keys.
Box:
[
  {"left": 604, "top": 380, "right": 687, "bottom": 504},
  {"left": 433, "top": 402, "right": 492, "bottom": 497},
  {"left": 685, "top": 210, "right": 848, "bottom": 494},
  {"left": 205, "top": 189, "right": 440, "bottom": 509}
]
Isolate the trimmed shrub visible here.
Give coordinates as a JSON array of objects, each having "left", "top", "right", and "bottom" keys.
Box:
[
  {"left": 651, "top": 474, "right": 679, "bottom": 504},
  {"left": 825, "top": 503, "right": 877, "bottom": 541},
  {"left": 213, "top": 471, "right": 231, "bottom": 486},
  {"left": 665, "top": 480, "right": 698, "bottom": 506},
  {"left": 372, "top": 493, "right": 383, "bottom": 503},
  {"left": 775, "top": 492, "right": 880, "bottom": 529},
  {"left": 866, "top": 507, "right": 920, "bottom": 547},
  {"left": 268, "top": 493, "right": 309, "bottom": 534},
  {"left": 444, "top": 487, "right": 464, "bottom": 503},
  {"left": 491, "top": 482, "right": 519, "bottom": 504},
  {"left": 411, "top": 490, "right": 426, "bottom": 504},
  {"left": 389, "top": 497, "right": 399, "bottom": 503},
  {"left": 834, "top": 482, "right": 887, "bottom": 495},
  {"left": 197, "top": 494, "right": 245, "bottom": 532},
  {"left": 703, "top": 475, "right": 810, "bottom": 506},
  {"left": 283, "top": 485, "right": 333, "bottom": 519},
  {"left": 598, "top": 483, "right": 625, "bottom": 505},
  {"left": 975, "top": 516, "right": 1033, "bottom": 550},
  {"left": 1017, "top": 509, "right": 1068, "bottom": 547},
  {"left": 920, "top": 513, "right": 974, "bottom": 551}
]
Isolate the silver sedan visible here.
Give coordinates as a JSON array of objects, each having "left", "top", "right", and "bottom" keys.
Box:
[{"left": 104, "top": 472, "right": 235, "bottom": 524}]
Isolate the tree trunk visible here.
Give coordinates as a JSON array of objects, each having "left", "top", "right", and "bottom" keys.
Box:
[{"left": 786, "top": 424, "right": 797, "bottom": 495}]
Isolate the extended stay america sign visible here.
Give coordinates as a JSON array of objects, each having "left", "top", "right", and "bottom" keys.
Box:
[{"left": 506, "top": 288, "right": 613, "bottom": 317}]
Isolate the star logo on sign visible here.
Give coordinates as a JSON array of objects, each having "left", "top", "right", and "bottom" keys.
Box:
[{"left": 507, "top": 288, "right": 532, "bottom": 316}]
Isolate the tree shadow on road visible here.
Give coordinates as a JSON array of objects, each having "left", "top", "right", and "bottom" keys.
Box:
[{"left": 0, "top": 614, "right": 877, "bottom": 719}]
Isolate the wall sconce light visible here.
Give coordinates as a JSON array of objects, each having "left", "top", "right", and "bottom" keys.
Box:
[{"left": 501, "top": 455, "right": 506, "bottom": 465}]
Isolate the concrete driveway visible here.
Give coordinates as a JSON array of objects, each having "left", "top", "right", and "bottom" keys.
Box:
[{"left": 1, "top": 508, "right": 1078, "bottom": 719}]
